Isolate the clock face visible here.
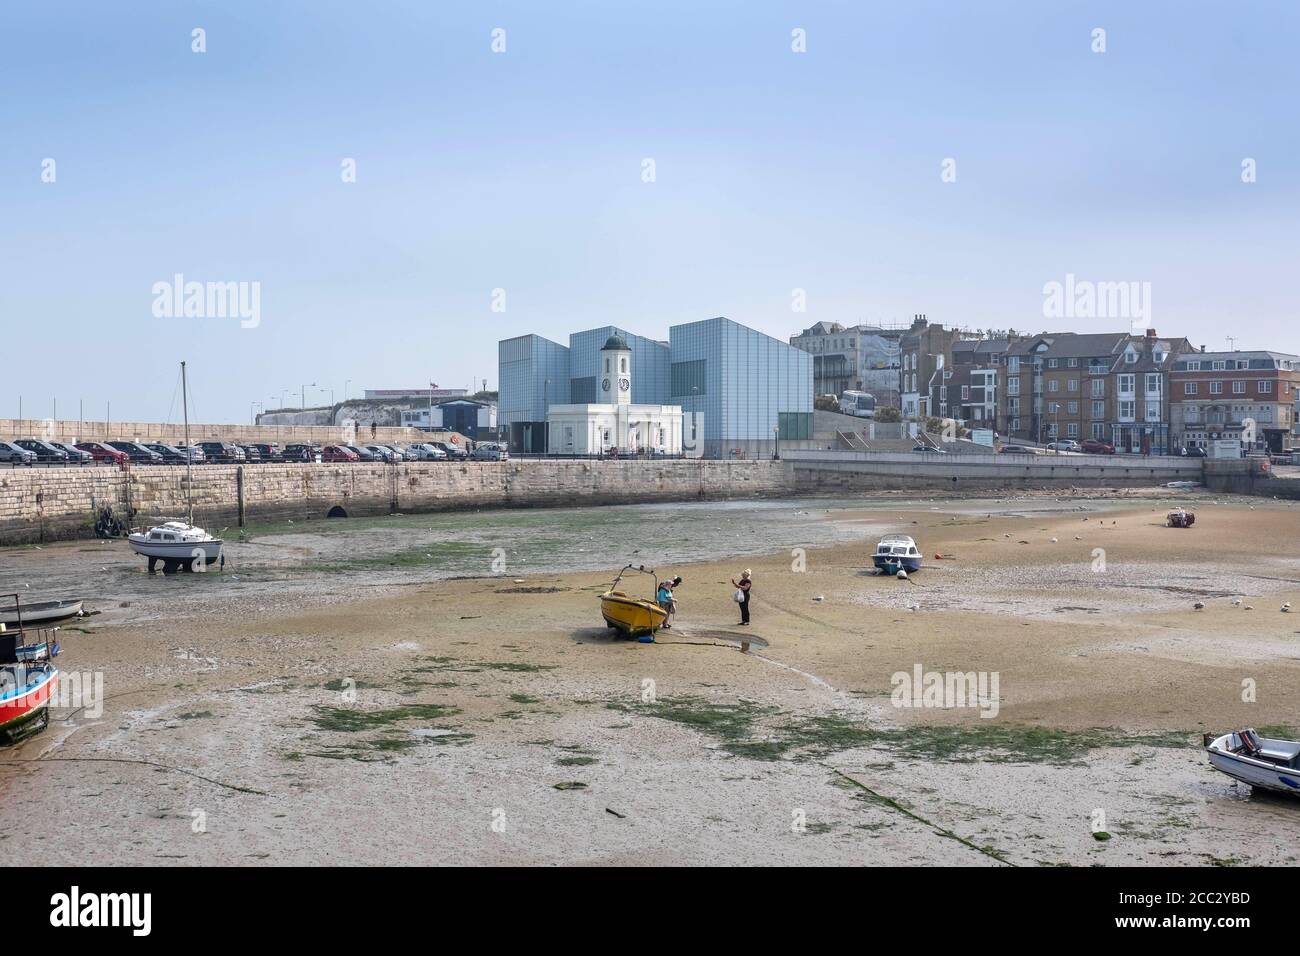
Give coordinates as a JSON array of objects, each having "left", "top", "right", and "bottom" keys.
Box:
[
  {"left": 618, "top": 377, "right": 630, "bottom": 392},
  {"left": 601, "top": 378, "right": 610, "bottom": 392}
]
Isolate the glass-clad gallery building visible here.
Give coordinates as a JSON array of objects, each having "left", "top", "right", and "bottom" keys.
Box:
[{"left": 499, "top": 318, "right": 812, "bottom": 457}]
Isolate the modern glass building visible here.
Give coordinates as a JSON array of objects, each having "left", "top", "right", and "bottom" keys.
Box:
[
  {"left": 499, "top": 318, "right": 812, "bottom": 457},
  {"left": 670, "top": 317, "right": 813, "bottom": 459},
  {"left": 498, "top": 334, "right": 570, "bottom": 452},
  {"left": 567, "top": 327, "right": 670, "bottom": 405}
]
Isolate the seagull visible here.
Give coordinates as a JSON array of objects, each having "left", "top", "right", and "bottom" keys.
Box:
[
  {"left": 1051, "top": 537, "right": 1058, "bottom": 543},
  {"left": 1245, "top": 605, "right": 1255, "bottom": 611},
  {"left": 1283, "top": 603, "right": 1292, "bottom": 613},
  {"left": 1194, "top": 602, "right": 1205, "bottom": 610},
  {"left": 1232, "top": 598, "right": 1243, "bottom": 606},
  {"left": 813, "top": 595, "right": 825, "bottom": 602}
]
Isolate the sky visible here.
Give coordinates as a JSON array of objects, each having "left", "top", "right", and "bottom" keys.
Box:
[{"left": 3, "top": 1, "right": 1298, "bottom": 425}]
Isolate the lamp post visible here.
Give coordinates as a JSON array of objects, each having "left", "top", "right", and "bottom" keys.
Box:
[
  {"left": 773, "top": 423, "right": 780, "bottom": 460},
  {"left": 542, "top": 378, "right": 550, "bottom": 456},
  {"left": 251, "top": 401, "right": 263, "bottom": 423},
  {"left": 300, "top": 383, "right": 316, "bottom": 410}
]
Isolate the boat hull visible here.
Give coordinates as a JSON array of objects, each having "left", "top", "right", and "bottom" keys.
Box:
[
  {"left": 873, "top": 555, "right": 923, "bottom": 573},
  {"left": 1207, "top": 734, "right": 1300, "bottom": 796},
  {"left": 0, "top": 600, "right": 82, "bottom": 626},
  {"left": 0, "top": 665, "right": 58, "bottom": 735},
  {"left": 600, "top": 591, "right": 667, "bottom": 637},
  {"left": 128, "top": 535, "right": 223, "bottom": 567}
]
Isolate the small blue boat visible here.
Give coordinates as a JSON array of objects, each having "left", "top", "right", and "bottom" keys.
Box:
[{"left": 873, "top": 534, "right": 923, "bottom": 575}]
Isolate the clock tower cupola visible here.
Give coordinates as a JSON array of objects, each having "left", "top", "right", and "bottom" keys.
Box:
[{"left": 600, "top": 334, "right": 632, "bottom": 406}]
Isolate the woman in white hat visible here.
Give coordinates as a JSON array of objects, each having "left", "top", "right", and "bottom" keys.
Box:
[{"left": 731, "top": 569, "right": 752, "bottom": 625}]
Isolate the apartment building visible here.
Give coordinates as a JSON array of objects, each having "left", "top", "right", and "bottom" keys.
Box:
[
  {"left": 1169, "top": 350, "right": 1300, "bottom": 453},
  {"left": 930, "top": 338, "right": 1015, "bottom": 428},
  {"left": 899, "top": 315, "right": 975, "bottom": 419},
  {"left": 998, "top": 330, "right": 1189, "bottom": 453}
]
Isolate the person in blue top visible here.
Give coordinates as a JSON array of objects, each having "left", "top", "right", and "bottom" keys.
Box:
[{"left": 656, "top": 577, "right": 678, "bottom": 629}]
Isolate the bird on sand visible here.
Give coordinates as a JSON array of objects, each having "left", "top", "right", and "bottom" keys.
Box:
[{"left": 1194, "top": 602, "right": 1205, "bottom": 610}]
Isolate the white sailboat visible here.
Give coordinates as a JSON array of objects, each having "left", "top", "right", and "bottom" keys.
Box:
[{"left": 128, "top": 361, "right": 224, "bottom": 572}]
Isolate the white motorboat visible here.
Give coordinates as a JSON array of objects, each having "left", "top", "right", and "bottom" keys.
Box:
[
  {"left": 1206, "top": 729, "right": 1300, "bottom": 796},
  {"left": 128, "top": 521, "right": 223, "bottom": 572},
  {"left": 873, "top": 534, "right": 923, "bottom": 574}
]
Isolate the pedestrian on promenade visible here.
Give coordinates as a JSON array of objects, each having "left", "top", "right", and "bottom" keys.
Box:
[{"left": 732, "top": 569, "right": 752, "bottom": 626}]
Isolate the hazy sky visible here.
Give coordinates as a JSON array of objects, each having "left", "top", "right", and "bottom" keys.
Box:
[{"left": 3, "top": 1, "right": 1298, "bottom": 424}]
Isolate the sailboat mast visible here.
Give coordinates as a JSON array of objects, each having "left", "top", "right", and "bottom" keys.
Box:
[{"left": 181, "top": 361, "right": 193, "bottom": 527}]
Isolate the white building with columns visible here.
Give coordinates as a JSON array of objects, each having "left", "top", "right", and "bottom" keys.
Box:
[{"left": 545, "top": 335, "right": 684, "bottom": 455}]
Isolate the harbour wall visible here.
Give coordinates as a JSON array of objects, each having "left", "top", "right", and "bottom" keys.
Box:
[{"left": 0, "top": 460, "right": 793, "bottom": 544}]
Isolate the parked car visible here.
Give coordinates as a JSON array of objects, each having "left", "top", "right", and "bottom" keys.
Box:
[
  {"left": 1046, "top": 440, "right": 1082, "bottom": 453},
  {"left": 1000, "top": 444, "right": 1036, "bottom": 455},
  {"left": 911, "top": 444, "right": 946, "bottom": 453},
  {"left": 433, "top": 440, "right": 468, "bottom": 461},
  {"left": 471, "top": 443, "right": 509, "bottom": 461},
  {"left": 1178, "top": 445, "right": 1208, "bottom": 458},
  {"left": 107, "top": 440, "right": 163, "bottom": 464},
  {"left": 364, "top": 444, "right": 399, "bottom": 463},
  {"left": 197, "top": 441, "right": 242, "bottom": 463},
  {"left": 74, "top": 441, "right": 129, "bottom": 464},
  {"left": 49, "top": 441, "right": 93, "bottom": 463},
  {"left": 238, "top": 444, "right": 263, "bottom": 463},
  {"left": 15, "top": 439, "right": 69, "bottom": 462},
  {"left": 322, "top": 445, "right": 359, "bottom": 462},
  {"left": 249, "top": 442, "right": 282, "bottom": 462},
  {"left": 342, "top": 444, "right": 377, "bottom": 462},
  {"left": 143, "top": 443, "right": 189, "bottom": 464},
  {"left": 408, "top": 442, "right": 447, "bottom": 461},
  {"left": 1080, "top": 439, "right": 1115, "bottom": 454},
  {"left": 0, "top": 441, "right": 36, "bottom": 465},
  {"left": 282, "top": 443, "right": 322, "bottom": 462},
  {"left": 175, "top": 445, "right": 207, "bottom": 463}
]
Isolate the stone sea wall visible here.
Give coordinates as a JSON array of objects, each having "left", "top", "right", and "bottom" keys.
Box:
[{"left": 0, "top": 460, "right": 795, "bottom": 544}]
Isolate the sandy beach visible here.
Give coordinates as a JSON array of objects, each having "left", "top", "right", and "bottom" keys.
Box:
[{"left": 3, "top": 491, "right": 1300, "bottom": 866}]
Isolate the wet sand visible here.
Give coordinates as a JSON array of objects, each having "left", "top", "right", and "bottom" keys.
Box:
[{"left": 3, "top": 492, "right": 1300, "bottom": 866}]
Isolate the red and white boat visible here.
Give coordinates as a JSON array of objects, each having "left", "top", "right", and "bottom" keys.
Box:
[
  {"left": 1, "top": 594, "right": 62, "bottom": 741},
  {"left": 1, "top": 654, "right": 58, "bottom": 740}
]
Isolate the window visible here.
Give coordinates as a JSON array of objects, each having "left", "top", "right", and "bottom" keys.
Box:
[
  {"left": 1146, "top": 373, "right": 1162, "bottom": 394},
  {"left": 670, "top": 359, "right": 707, "bottom": 397},
  {"left": 1212, "top": 360, "right": 1226, "bottom": 371},
  {"left": 620, "top": 357, "right": 627, "bottom": 373},
  {"left": 1048, "top": 358, "right": 1059, "bottom": 369},
  {"left": 1210, "top": 381, "right": 1223, "bottom": 394},
  {"left": 1184, "top": 382, "right": 1197, "bottom": 395},
  {"left": 1068, "top": 358, "right": 1079, "bottom": 368},
  {"left": 1232, "top": 380, "right": 1245, "bottom": 394},
  {"left": 1125, "top": 351, "right": 1138, "bottom": 364},
  {"left": 1091, "top": 400, "right": 1104, "bottom": 419},
  {"left": 1185, "top": 361, "right": 1201, "bottom": 371},
  {"left": 1258, "top": 380, "right": 1272, "bottom": 394},
  {"left": 604, "top": 358, "right": 610, "bottom": 373},
  {"left": 1067, "top": 422, "right": 1079, "bottom": 438},
  {"left": 1068, "top": 401, "right": 1079, "bottom": 414},
  {"left": 1048, "top": 380, "right": 1059, "bottom": 393},
  {"left": 1119, "top": 401, "right": 1135, "bottom": 420},
  {"left": 1091, "top": 422, "right": 1105, "bottom": 440},
  {"left": 1118, "top": 374, "right": 1135, "bottom": 394},
  {"left": 1010, "top": 418, "right": 1020, "bottom": 431},
  {"left": 1046, "top": 422, "right": 1058, "bottom": 437},
  {"left": 1008, "top": 377, "right": 1020, "bottom": 396},
  {"left": 1067, "top": 378, "right": 1078, "bottom": 392},
  {"left": 1008, "top": 398, "right": 1020, "bottom": 416},
  {"left": 1007, "top": 357, "right": 1020, "bottom": 374},
  {"left": 1145, "top": 401, "right": 1161, "bottom": 422},
  {"left": 1091, "top": 379, "right": 1105, "bottom": 398},
  {"left": 962, "top": 385, "right": 970, "bottom": 400},
  {"left": 1184, "top": 406, "right": 1199, "bottom": 422}
]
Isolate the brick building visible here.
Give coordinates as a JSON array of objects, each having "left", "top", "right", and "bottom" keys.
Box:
[
  {"left": 1169, "top": 350, "right": 1300, "bottom": 453},
  {"left": 998, "top": 329, "right": 1189, "bottom": 454}
]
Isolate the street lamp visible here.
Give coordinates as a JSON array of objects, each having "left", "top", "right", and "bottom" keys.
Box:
[
  {"left": 773, "top": 423, "right": 781, "bottom": 460},
  {"left": 301, "top": 383, "right": 316, "bottom": 409},
  {"left": 251, "top": 401, "right": 263, "bottom": 423}
]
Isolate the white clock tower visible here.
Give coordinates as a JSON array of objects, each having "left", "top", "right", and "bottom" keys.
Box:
[{"left": 600, "top": 335, "right": 632, "bottom": 406}]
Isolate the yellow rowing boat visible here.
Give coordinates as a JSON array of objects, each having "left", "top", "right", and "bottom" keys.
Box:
[{"left": 599, "top": 565, "right": 668, "bottom": 637}]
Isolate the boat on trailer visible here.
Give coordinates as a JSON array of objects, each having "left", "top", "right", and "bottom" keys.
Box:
[
  {"left": 599, "top": 565, "right": 668, "bottom": 638},
  {"left": 873, "top": 534, "right": 923, "bottom": 575},
  {"left": 1206, "top": 729, "right": 1300, "bottom": 796}
]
